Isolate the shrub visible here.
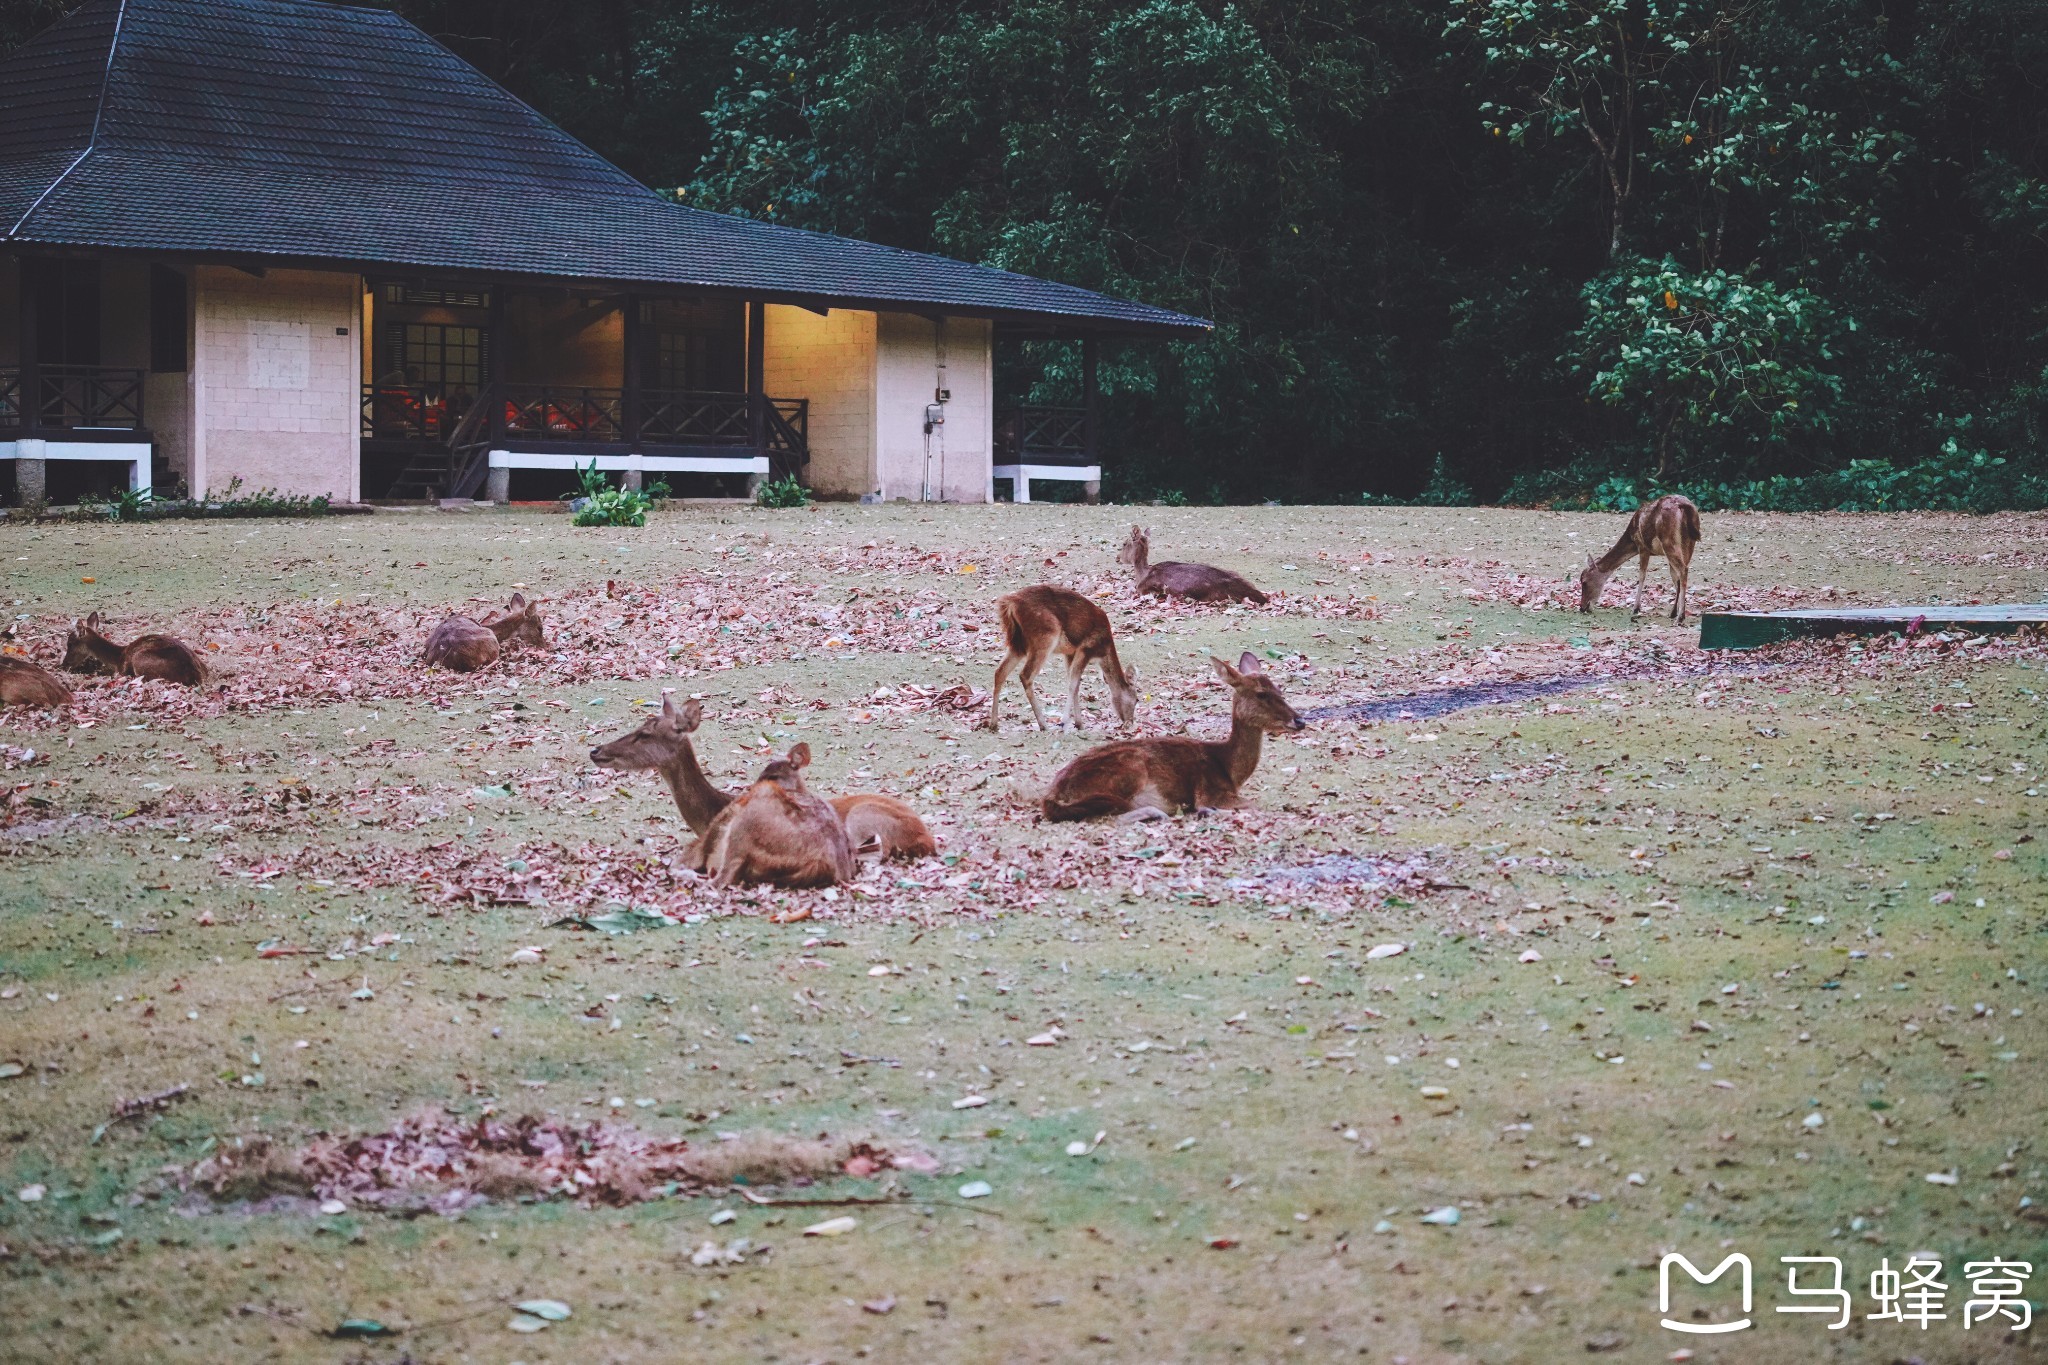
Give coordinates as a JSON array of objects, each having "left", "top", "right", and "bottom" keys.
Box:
[
  {"left": 755, "top": 475, "right": 809, "bottom": 509},
  {"left": 572, "top": 487, "right": 654, "bottom": 527}
]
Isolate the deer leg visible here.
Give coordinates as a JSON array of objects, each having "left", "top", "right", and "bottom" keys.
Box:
[
  {"left": 1631, "top": 555, "right": 1650, "bottom": 617},
  {"left": 1118, "top": 805, "right": 1169, "bottom": 824},
  {"left": 1666, "top": 556, "right": 1686, "bottom": 621},
  {"left": 1062, "top": 651, "right": 1090, "bottom": 734},
  {"left": 987, "top": 651, "right": 1019, "bottom": 731},
  {"left": 1017, "top": 647, "right": 1050, "bottom": 731}
]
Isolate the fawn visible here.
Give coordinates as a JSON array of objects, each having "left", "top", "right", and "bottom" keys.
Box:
[
  {"left": 1577, "top": 494, "right": 1702, "bottom": 621},
  {"left": 0, "top": 655, "right": 73, "bottom": 707},
  {"left": 590, "top": 699, "right": 935, "bottom": 859},
  {"left": 692, "top": 743, "right": 855, "bottom": 889},
  {"left": 62, "top": 613, "right": 208, "bottom": 686},
  {"left": 423, "top": 593, "right": 546, "bottom": 671},
  {"left": 1042, "top": 651, "right": 1303, "bottom": 821},
  {"left": 987, "top": 585, "right": 1137, "bottom": 733},
  {"left": 1118, "top": 525, "right": 1269, "bottom": 604}
]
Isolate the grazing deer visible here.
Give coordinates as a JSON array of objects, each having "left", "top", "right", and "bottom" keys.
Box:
[
  {"left": 423, "top": 593, "right": 546, "bottom": 671},
  {"left": 987, "top": 585, "right": 1137, "bottom": 733},
  {"left": 1577, "top": 494, "right": 1702, "bottom": 621},
  {"left": 0, "top": 655, "right": 72, "bottom": 707},
  {"left": 1042, "top": 651, "right": 1303, "bottom": 822},
  {"left": 1118, "top": 525, "right": 1269, "bottom": 605},
  {"left": 693, "top": 743, "right": 855, "bottom": 889},
  {"left": 62, "top": 613, "right": 208, "bottom": 686},
  {"left": 590, "top": 699, "right": 936, "bottom": 859}
]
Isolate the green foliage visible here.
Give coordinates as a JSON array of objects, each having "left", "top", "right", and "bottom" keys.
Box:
[
  {"left": 73, "top": 477, "right": 330, "bottom": 521},
  {"left": 1363, "top": 456, "right": 1474, "bottom": 506},
  {"left": 1570, "top": 260, "right": 1845, "bottom": 475},
  {"left": 572, "top": 487, "right": 655, "bottom": 527},
  {"left": 754, "top": 475, "right": 810, "bottom": 509},
  {"left": 574, "top": 460, "right": 612, "bottom": 502}
]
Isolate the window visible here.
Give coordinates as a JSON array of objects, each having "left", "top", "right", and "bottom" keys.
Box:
[
  {"left": 149, "top": 266, "right": 187, "bottom": 373},
  {"left": 655, "top": 326, "right": 743, "bottom": 391},
  {"left": 384, "top": 322, "right": 485, "bottom": 390},
  {"left": 380, "top": 283, "right": 491, "bottom": 309}
]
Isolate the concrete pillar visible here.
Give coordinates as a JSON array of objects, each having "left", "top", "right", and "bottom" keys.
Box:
[
  {"left": 484, "top": 465, "right": 510, "bottom": 503},
  {"left": 745, "top": 471, "right": 766, "bottom": 498},
  {"left": 14, "top": 457, "right": 46, "bottom": 507},
  {"left": 621, "top": 468, "right": 643, "bottom": 491},
  {"left": 1083, "top": 478, "right": 1101, "bottom": 505}
]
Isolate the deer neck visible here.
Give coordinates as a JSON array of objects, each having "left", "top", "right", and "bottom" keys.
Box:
[
  {"left": 1593, "top": 537, "right": 1636, "bottom": 574},
  {"left": 1214, "top": 712, "right": 1266, "bottom": 788},
  {"left": 486, "top": 615, "right": 525, "bottom": 643},
  {"left": 83, "top": 631, "right": 127, "bottom": 670},
  {"left": 1128, "top": 540, "right": 1149, "bottom": 576},
  {"left": 656, "top": 740, "right": 736, "bottom": 835}
]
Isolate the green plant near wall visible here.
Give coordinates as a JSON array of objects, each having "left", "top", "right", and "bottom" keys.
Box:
[
  {"left": 572, "top": 487, "right": 655, "bottom": 527},
  {"left": 755, "top": 475, "right": 809, "bottom": 509}
]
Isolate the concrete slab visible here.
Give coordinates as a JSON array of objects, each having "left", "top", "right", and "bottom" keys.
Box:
[{"left": 1700, "top": 603, "right": 2048, "bottom": 649}]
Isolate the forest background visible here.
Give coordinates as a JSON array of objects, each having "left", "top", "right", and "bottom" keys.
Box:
[{"left": 8, "top": 0, "right": 2045, "bottom": 509}]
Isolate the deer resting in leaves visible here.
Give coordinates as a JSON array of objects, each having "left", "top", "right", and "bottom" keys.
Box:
[
  {"left": 987, "top": 585, "right": 1137, "bottom": 733},
  {"left": 1042, "top": 651, "right": 1303, "bottom": 822},
  {"left": 589, "top": 699, "right": 935, "bottom": 860},
  {"left": 1577, "top": 494, "right": 1702, "bottom": 621},
  {"left": 0, "top": 655, "right": 72, "bottom": 707},
  {"left": 1118, "top": 525, "right": 1269, "bottom": 604},
  {"left": 423, "top": 593, "right": 546, "bottom": 671},
  {"left": 691, "top": 743, "right": 855, "bottom": 888},
  {"left": 62, "top": 613, "right": 208, "bottom": 686}
]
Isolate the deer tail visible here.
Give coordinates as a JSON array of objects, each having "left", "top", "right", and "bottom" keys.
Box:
[
  {"left": 1680, "top": 500, "right": 1702, "bottom": 546},
  {"left": 999, "top": 598, "right": 1030, "bottom": 657}
]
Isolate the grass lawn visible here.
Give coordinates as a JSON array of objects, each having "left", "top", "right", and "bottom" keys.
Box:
[{"left": 1, "top": 502, "right": 2044, "bottom": 1363}]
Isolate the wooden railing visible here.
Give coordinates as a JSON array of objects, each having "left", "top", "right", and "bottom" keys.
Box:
[
  {"left": 996, "top": 404, "right": 1089, "bottom": 463},
  {"left": 361, "top": 383, "right": 476, "bottom": 443},
  {"left": 0, "top": 365, "right": 147, "bottom": 431}
]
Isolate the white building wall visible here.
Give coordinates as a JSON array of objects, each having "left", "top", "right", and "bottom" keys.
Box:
[
  {"left": 761, "top": 305, "right": 877, "bottom": 498},
  {"left": 191, "top": 265, "right": 361, "bottom": 502},
  {"left": 873, "top": 312, "right": 991, "bottom": 503}
]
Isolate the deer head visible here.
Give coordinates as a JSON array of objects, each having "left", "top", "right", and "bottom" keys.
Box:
[
  {"left": 589, "top": 696, "right": 704, "bottom": 770},
  {"left": 1575, "top": 554, "right": 1612, "bottom": 614},
  {"left": 1213, "top": 651, "right": 1304, "bottom": 733},
  {"left": 63, "top": 613, "right": 116, "bottom": 673},
  {"left": 1116, "top": 525, "right": 1150, "bottom": 569},
  {"left": 486, "top": 593, "right": 547, "bottom": 649},
  {"left": 1107, "top": 661, "right": 1138, "bottom": 725},
  {"left": 752, "top": 742, "right": 814, "bottom": 793}
]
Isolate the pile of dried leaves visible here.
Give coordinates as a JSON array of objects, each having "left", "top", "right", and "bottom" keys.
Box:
[{"left": 182, "top": 1108, "right": 935, "bottom": 1211}]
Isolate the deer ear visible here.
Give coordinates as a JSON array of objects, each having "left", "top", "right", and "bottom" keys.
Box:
[
  {"left": 86, "top": 612, "right": 101, "bottom": 628},
  {"left": 1211, "top": 655, "right": 1242, "bottom": 685},
  {"left": 679, "top": 698, "right": 703, "bottom": 732},
  {"left": 787, "top": 742, "right": 812, "bottom": 768},
  {"left": 507, "top": 593, "right": 526, "bottom": 610},
  {"left": 1237, "top": 650, "right": 1262, "bottom": 675}
]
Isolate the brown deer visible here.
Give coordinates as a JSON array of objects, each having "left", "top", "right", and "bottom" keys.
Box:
[
  {"left": 590, "top": 699, "right": 935, "bottom": 859},
  {"left": 692, "top": 743, "right": 855, "bottom": 889},
  {"left": 987, "top": 585, "right": 1137, "bottom": 733},
  {"left": 1118, "top": 525, "right": 1269, "bottom": 605},
  {"left": 1042, "top": 651, "right": 1303, "bottom": 822},
  {"left": 423, "top": 593, "right": 546, "bottom": 671},
  {"left": 0, "top": 655, "right": 73, "bottom": 707},
  {"left": 62, "top": 613, "right": 208, "bottom": 686},
  {"left": 1577, "top": 494, "right": 1702, "bottom": 621}
]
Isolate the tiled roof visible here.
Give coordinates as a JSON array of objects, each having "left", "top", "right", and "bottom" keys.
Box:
[{"left": 0, "top": 0, "right": 1209, "bottom": 338}]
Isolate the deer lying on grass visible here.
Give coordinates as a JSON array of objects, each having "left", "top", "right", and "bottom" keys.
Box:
[
  {"left": 423, "top": 593, "right": 546, "bottom": 671},
  {"left": 1577, "top": 494, "right": 1702, "bottom": 621},
  {"left": 1042, "top": 651, "right": 1303, "bottom": 822},
  {"left": 692, "top": 743, "right": 855, "bottom": 888},
  {"left": 1118, "top": 525, "right": 1269, "bottom": 605},
  {"left": 62, "top": 613, "right": 208, "bottom": 686},
  {"left": 590, "top": 699, "right": 935, "bottom": 860},
  {"left": 0, "top": 655, "right": 73, "bottom": 707},
  {"left": 987, "top": 585, "right": 1137, "bottom": 733}
]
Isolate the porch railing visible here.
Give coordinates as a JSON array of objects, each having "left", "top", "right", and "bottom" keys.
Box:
[
  {"left": 362, "top": 384, "right": 806, "bottom": 453},
  {"left": 0, "top": 365, "right": 148, "bottom": 432},
  {"left": 996, "top": 404, "right": 1089, "bottom": 463}
]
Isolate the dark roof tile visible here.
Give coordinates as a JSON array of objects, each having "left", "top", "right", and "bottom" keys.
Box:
[{"left": 0, "top": 0, "right": 1207, "bottom": 336}]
